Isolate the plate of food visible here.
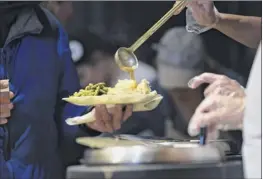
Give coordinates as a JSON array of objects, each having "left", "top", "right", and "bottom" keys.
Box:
[{"left": 63, "top": 79, "right": 163, "bottom": 125}]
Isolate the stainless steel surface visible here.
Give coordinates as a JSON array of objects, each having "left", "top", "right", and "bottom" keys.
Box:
[
  {"left": 76, "top": 135, "right": 231, "bottom": 152},
  {"left": 67, "top": 159, "right": 243, "bottom": 179},
  {"left": 117, "top": 135, "right": 231, "bottom": 152},
  {"left": 117, "top": 135, "right": 190, "bottom": 146},
  {"left": 118, "top": 134, "right": 183, "bottom": 142},
  {"left": 81, "top": 145, "right": 225, "bottom": 166}
]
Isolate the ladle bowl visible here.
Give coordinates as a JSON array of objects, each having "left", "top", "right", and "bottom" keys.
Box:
[
  {"left": 114, "top": 1, "right": 187, "bottom": 72},
  {"left": 114, "top": 47, "right": 138, "bottom": 72}
]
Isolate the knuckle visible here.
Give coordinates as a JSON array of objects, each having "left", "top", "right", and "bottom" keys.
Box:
[
  {"left": 202, "top": 72, "right": 209, "bottom": 76},
  {"left": 230, "top": 79, "right": 238, "bottom": 86},
  {"left": 219, "top": 75, "right": 227, "bottom": 81},
  {"left": 215, "top": 79, "right": 223, "bottom": 86}
]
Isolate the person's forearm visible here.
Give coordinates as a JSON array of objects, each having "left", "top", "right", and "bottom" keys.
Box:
[{"left": 214, "top": 13, "right": 261, "bottom": 48}]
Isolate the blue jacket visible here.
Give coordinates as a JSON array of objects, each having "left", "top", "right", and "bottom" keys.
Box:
[{"left": 0, "top": 7, "right": 95, "bottom": 179}]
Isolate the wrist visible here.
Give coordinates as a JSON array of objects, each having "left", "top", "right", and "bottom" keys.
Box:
[{"left": 213, "top": 12, "right": 223, "bottom": 30}]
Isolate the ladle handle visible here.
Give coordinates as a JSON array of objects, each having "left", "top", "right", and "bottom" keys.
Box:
[{"left": 129, "top": 1, "right": 186, "bottom": 52}]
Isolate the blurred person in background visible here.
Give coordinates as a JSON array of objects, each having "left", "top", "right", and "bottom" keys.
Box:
[
  {"left": 43, "top": 1, "right": 73, "bottom": 26},
  {"left": 69, "top": 31, "right": 118, "bottom": 87},
  {"left": 70, "top": 29, "right": 157, "bottom": 89},
  {"left": 153, "top": 27, "right": 244, "bottom": 146},
  {"left": 186, "top": 1, "right": 261, "bottom": 178},
  {"left": 69, "top": 29, "right": 169, "bottom": 137},
  {"left": 153, "top": 27, "right": 204, "bottom": 138},
  {"left": 0, "top": 2, "right": 132, "bottom": 179}
]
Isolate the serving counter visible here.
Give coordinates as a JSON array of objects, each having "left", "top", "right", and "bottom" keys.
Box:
[
  {"left": 66, "top": 136, "right": 243, "bottom": 179},
  {"left": 67, "top": 156, "right": 242, "bottom": 179}
]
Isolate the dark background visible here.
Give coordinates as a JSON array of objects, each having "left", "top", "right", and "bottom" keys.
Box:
[{"left": 66, "top": 1, "right": 262, "bottom": 85}]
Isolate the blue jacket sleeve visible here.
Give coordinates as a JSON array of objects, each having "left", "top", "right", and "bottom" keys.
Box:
[
  {"left": 55, "top": 36, "right": 99, "bottom": 168},
  {"left": 0, "top": 155, "right": 12, "bottom": 178}
]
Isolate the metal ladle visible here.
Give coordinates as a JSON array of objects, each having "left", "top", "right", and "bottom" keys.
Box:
[{"left": 115, "top": 1, "right": 187, "bottom": 72}]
